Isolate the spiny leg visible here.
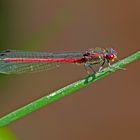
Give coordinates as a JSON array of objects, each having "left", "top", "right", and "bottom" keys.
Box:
[
  {"left": 84, "top": 63, "right": 96, "bottom": 74},
  {"left": 98, "top": 59, "right": 105, "bottom": 72}
]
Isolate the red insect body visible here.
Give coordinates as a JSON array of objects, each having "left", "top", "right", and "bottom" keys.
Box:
[
  {"left": 0, "top": 48, "right": 117, "bottom": 74},
  {"left": 4, "top": 57, "right": 83, "bottom": 63}
]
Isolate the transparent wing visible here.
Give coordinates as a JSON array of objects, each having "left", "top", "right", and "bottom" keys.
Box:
[
  {"left": 0, "top": 50, "right": 61, "bottom": 74},
  {"left": 0, "top": 49, "right": 83, "bottom": 59},
  {"left": 0, "top": 49, "right": 83, "bottom": 74},
  {"left": 0, "top": 61, "right": 61, "bottom": 74},
  {"left": 89, "top": 47, "right": 105, "bottom": 53}
]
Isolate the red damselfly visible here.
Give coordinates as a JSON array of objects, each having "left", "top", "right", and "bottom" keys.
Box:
[{"left": 0, "top": 48, "right": 118, "bottom": 74}]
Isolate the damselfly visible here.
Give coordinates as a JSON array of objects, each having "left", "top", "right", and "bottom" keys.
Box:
[{"left": 0, "top": 48, "right": 117, "bottom": 74}]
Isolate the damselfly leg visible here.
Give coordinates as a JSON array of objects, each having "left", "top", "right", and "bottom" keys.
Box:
[{"left": 84, "top": 63, "right": 96, "bottom": 74}]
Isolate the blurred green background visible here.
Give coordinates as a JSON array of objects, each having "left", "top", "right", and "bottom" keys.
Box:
[{"left": 0, "top": 0, "right": 140, "bottom": 140}]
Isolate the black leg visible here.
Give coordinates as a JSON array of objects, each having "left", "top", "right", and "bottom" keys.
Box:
[
  {"left": 107, "top": 59, "right": 113, "bottom": 68},
  {"left": 106, "top": 60, "right": 115, "bottom": 72},
  {"left": 98, "top": 59, "right": 105, "bottom": 72},
  {"left": 84, "top": 64, "right": 96, "bottom": 74}
]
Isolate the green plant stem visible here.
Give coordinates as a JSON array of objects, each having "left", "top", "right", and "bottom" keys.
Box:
[{"left": 0, "top": 51, "right": 140, "bottom": 127}]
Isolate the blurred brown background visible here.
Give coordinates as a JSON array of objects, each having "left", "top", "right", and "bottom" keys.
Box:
[{"left": 0, "top": 0, "right": 140, "bottom": 140}]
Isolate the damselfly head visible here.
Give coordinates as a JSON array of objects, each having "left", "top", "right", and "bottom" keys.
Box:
[{"left": 105, "top": 48, "right": 117, "bottom": 61}]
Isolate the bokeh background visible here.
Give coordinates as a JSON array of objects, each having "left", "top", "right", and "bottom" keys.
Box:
[{"left": 0, "top": 0, "right": 140, "bottom": 140}]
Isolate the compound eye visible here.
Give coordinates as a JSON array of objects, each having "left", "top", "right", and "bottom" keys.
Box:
[{"left": 106, "top": 53, "right": 115, "bottom": 60}]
